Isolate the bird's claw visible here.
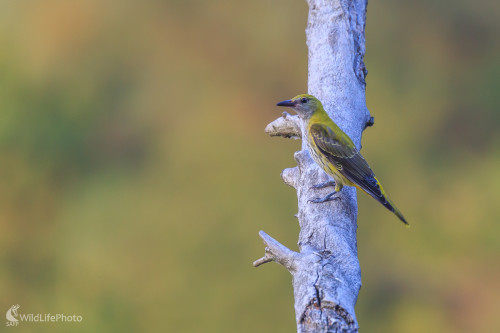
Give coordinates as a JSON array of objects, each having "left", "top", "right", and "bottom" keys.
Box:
[
  {"left": 307, "top": 191, "right": 339, "bottom": 204},
  {"left": 310, "top": 180, "right": 336, "bottom": 190}
]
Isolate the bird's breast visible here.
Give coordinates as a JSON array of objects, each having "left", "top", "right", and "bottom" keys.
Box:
[{"left": 306, "top": 140, "right": 343, "bottom": 181}]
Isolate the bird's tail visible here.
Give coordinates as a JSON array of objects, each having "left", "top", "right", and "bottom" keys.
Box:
[
  {"left": 382, "top": 197, "right": 408, "bottom": 226},
  {"left": 354, "top": 175, "right": 409, "bottom": 225}
]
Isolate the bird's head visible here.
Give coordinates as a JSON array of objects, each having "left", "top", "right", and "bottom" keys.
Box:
[{"left": 276, "top": 94, "right": 321, "bottom": 119}]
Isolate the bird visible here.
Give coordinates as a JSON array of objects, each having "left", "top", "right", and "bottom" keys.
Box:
[{"left": 277, "top": 94, "right": 408, "bottom": 225}]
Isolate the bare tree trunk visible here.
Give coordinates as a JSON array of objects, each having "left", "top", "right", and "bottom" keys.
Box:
[{"left": 254, "top": 0, "right": 373, "bottom": 332}]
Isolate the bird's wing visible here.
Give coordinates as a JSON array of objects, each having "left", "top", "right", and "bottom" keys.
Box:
[{"left": 309, "top": 123, "right": 384, "bottom": 200}]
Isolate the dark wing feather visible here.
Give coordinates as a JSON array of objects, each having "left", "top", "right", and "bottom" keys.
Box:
[{"left": 310, "top": 123, "right": 385, "bottom": 201}]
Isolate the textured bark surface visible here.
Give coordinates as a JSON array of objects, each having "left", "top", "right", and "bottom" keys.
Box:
[{"left": 255, "top": 1, "right": 372, "bottom": 332}]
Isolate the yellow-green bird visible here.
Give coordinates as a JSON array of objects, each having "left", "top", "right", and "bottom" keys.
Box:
[{"left": 277, "top": 94, "right": 408, "bottom": 225}]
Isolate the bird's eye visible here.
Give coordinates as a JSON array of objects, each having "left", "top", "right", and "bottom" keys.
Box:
[{"left": 301, "top": 98, "right": 308, "bottom": 104}]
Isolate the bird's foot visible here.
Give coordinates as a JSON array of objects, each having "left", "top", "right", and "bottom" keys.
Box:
[
  {"left": 308, "top": 190, "right": 339, "bottom": 203},
  {"left": 310, "top": 180, "right": 336, "bottom": 190}
]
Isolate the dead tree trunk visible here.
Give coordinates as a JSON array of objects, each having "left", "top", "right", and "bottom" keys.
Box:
[{"left": 254, "top": 1, "right": 372, "bottom": 332}]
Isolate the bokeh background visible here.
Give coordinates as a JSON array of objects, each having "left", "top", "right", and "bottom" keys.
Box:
[{"left": 1, "top": 0, "right": 499, "bottom": 332}]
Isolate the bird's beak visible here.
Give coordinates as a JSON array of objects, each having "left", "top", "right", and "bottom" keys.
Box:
[{"left": 276, "top": 99, "right": 296, "bottom": 107}]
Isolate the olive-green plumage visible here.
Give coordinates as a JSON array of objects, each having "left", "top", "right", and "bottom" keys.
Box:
[{"left": 277, "top": 94, "right": 408, "bottom": 225}]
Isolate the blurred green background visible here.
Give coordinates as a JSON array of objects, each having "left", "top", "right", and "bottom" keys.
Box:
[{"left": 1, "top": 0, "right": 499, "bottom": 332}]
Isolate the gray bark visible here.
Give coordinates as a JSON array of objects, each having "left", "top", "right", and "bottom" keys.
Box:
[{"left": 254, "top": 1, "right": 372, "bottom": 332}]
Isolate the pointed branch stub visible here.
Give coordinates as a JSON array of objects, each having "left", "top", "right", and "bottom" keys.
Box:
[
  {"left": 265, "top": 112, "right": 301, "bottom": 139},
  {"left": 253, "top": 231, "right": 301, "bottom": 271}
]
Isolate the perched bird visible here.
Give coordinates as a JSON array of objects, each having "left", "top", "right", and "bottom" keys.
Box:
[{"left": 277, "top": 94, "right": 408, "bottom": 225}]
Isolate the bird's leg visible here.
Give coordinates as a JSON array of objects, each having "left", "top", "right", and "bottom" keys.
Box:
[
  {"left": 308, "top": 180, "right": 342, "bottom": 203},
  {"left": 308, "top": 190, "right": 339, "bottom": 203},
  {"left": 310, "top": 180, "right": 336, "bottom": 190}
]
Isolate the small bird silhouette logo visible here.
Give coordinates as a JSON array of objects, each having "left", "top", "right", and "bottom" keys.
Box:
[{"left": 6, "top": 304, "right": 20, "bottom": 323}]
